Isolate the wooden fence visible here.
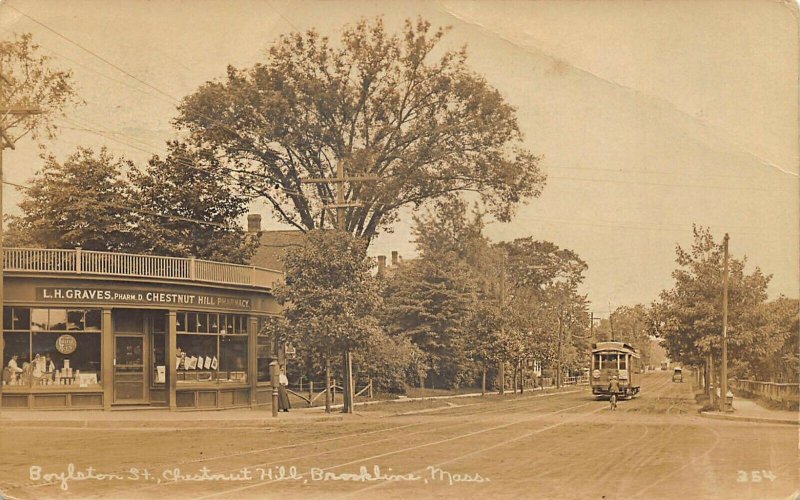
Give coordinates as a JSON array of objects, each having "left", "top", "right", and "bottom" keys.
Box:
[
  {"left": 733, "top": 379, "right": 800, "bottom": 407},
  {"left": 286, "top": 379, "right": 373, "bottom": 407}
]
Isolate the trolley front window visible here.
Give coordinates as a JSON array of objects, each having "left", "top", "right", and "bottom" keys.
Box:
[{"left": 599, "top": 353, "right": 618, "bottom": 369}]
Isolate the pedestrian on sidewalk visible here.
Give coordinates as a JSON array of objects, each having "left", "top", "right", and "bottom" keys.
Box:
[{"left": 278, "top": 365, "right": 291, "bottom": 412}]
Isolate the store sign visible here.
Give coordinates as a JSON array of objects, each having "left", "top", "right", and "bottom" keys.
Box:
[
  {"left": 55, "top": 334, "right": 77, "bottom": 354},
  {"left": 36, "top": 287, "right": 251, "bottom": 310}
]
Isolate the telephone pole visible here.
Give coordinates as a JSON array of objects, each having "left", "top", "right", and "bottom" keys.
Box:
[
  {"left": 300, "top": 160, "right": 377, "bottom": 414},
  {"left": 0, "top": 93, "right": 42, "bottom": 417},
  {"left": 556, "top": 313, "right": 563, "bottom": 388},
  {"left": 498, "top": 251, "right": 506, "bottom": 395},
  {"left": 720, "top": 233, "right": 730, "bottom": 412}
]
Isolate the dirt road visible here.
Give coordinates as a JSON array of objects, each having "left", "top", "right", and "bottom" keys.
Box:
[{"left": 1, "top": 372, "right": 796, "bottom": 499}]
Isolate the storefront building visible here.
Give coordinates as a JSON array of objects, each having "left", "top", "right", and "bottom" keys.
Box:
[{"left": 1, "top": 248, "right": 284, "bottom": 410}]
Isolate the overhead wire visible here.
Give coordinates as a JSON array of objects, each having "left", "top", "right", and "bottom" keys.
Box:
[
  {"left": 1, "top": 179, "right": 230, "bottom": 228},
  {"left": 1, "top": 2, "right": 790, "bottom": 237}
]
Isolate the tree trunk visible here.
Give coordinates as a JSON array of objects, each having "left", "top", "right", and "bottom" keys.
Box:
[
  {"left": 342, "top": 352, "right": 349, "bottom": 414},
  {"left": 481, "top": 366, "right": 487, "bottom": 396},
  {"left": 499, "top": 362, "right": 505, "bottom": 395},
  {"left": 512, "top": 364, "right": 518, "bottom": 395},
  {"left": 556, "top": 316, "right": 563, "bottom": 389},
  {"left": 324, "top": 358, "right": 331, "bottom": 414}
]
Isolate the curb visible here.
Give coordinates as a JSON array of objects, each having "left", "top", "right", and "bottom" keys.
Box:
[
  {"left": 349, "top": 384, "right": 588, "bottom": 408},
  {"left": 698, "top": 411, "right": 798, "bottom": 426},
  {"left": 0, "top": 386, "right": 588, "bottom": 427},
  {"left": 0, "top": 413, "right": 344, "bottom": 428}
]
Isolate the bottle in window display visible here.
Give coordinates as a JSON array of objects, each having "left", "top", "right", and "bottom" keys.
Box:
[
  {"left": 21, "top": 362, "right": 33, "bottom": 385},
  {"left": 176, "top": 348, "right": 185, "bottom": 370}
]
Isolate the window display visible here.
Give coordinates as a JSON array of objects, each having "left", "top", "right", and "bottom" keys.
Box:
[
  {"left": 2, "top": 308, "right": 102, "bottom": 388},
  {"left": 150, "top": 313, "right": 167, "bottom": 385},
  {"left": 176, "top": 311, "right": 249, "bottom": 384}
]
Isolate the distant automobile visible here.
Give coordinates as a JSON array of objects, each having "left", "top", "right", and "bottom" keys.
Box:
[{"left": 672, "top": 367, "right": 683, "bottom": 383}]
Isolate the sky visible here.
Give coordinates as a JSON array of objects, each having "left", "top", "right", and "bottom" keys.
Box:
[{"left": 0, "top": 0, "right": 797, "bottom": 315}]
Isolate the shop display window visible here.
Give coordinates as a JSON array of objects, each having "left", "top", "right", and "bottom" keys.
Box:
[
  {"left": 219, "top": 336, "right": 248, "bottom": 382},
  {"left": 2, "top": 308, "right": 102, "bottom": 388},
  {"left": 3, "top": 307, "right": 30, "bottom": 331},
  {"left": 151, "top": 333, "right": 166, "bottom": 385},
  {"left": 175, "top": 311, "right": 249, "bottom": 384}
]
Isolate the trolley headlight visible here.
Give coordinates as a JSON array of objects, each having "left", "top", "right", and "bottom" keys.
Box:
[{"left": 592, "top": 370, "right": 600, "bottom": 379}]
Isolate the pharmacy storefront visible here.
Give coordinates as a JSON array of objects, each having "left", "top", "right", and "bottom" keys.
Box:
[{"left": 1, "top": 248, "right": 284, "bottom": 410}]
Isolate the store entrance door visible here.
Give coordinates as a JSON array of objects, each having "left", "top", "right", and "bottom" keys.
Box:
[{"left": 114, "top": 335, "right": 146, "bottom": 403}]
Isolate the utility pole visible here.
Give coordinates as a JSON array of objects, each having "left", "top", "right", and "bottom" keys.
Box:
[
  {"left": 0, "top": 73, "right": 42, "bottom": 416},
  {"left": 720, "top": 233, "right": 730, "bottom": 412},
  {"left": 609, "top": 311, "right": 615, "bottom": 342},
  {"left": 300, "top": 160, "right": 377, "bottom": 414},
  {"left": 498, "top": 251, "right": 506, "bottom": 395},
  {"left": 556, "top": 313, "right": 563, "bottom": 388}
]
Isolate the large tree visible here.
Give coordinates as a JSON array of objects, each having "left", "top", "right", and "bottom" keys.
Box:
[
  {"left": 656, "top": 226, "right": 771, "bottom": 375},
  {"left": 276, "top": 229, "right": 382, "bottom": 380},
  {"left": 175, "top": 17, "right": 545, "bottom": 240},
  {"left": 6, "top": 147, "right": 140, "bottom": 252},
  {"left": 382, "top": 252, "right": 478, "bottom": 389},
  {"left": 129, "top": 141, "right": 258, "bottom": 264},
  {"left": 8, "top": 145, "right": 258, "bottom": 264},
  {"left": 0, "top": 33, "right": 79, "bottom": 146},
  {"left": 381, "top": 195, "right": 484, "bottom": 388},
  {"left": 496, "top": 238, "right": 589, "bottom": 385},
  {"left": 606, "top": 304, "right": 655, "bottom": 366}
]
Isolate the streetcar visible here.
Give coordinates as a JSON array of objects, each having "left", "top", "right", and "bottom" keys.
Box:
[{"left": 590, "top": 341, "right": 642, "bottom": 398}]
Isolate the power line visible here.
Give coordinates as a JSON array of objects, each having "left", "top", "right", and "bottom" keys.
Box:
[
  {"left": 2, "top": 179, "right": 292, "bottom": 253},
  {"left": 2, "top": 179, "right": 230, "bottom": 228},
  {"left": 55, "top": 115, "right": 303, "bottom": 197},
  {"left": 9, "top": 3, "right": 788, "bottom": 198},
  {"left": 4, "top": 3, "right": 179, "bottom": 104}
]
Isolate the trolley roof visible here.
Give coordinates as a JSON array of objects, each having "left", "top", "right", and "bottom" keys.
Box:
[{"left": 591, "top": 341, "right": 640, "bottom": 358}]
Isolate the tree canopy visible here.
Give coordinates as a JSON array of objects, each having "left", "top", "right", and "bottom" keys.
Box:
[
  {"left": 6, "top": 147, "right": 139, "bottom": 252},
  {"left": 129, "top": 141, "right": 258, "bottom": 263},
  {"left": 7, "top": 145, "right": 258, "bottom": 263},
  {"left": 175, "top": 17, "right": 545, "bottom": 241},
  {"left": 0, "top": 33, "right": 79, "bottom": 145},
  {"left": 276, "top": 229, "right": 382, "bottom": 367},
  {"left": 655, "top": 226, "right": 771, "bottom": 373}
]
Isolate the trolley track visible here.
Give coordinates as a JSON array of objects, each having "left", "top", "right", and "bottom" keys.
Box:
[
  {"left": 195, "top": 398, "right": 602, "bottom": 499},
  {"left": 3, "top": 387, "right": 590, "bottom": 498},
  {"left": 5, "top": 373, "right": 796, "bottom": 499}
]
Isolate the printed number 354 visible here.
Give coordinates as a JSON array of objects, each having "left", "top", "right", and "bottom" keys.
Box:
[{"left": 737, "top": 470, "right": 776, "bottom": 482}]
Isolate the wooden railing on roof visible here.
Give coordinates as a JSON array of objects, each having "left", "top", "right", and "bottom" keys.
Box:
[{"left": 3, "top": 247, "right": 282, "bottom": 290}]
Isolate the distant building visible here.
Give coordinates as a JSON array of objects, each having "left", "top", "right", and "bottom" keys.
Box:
[
  {"left": 376, "top": 251, "right": 404, "bottom": 278},
  {"left": 246, "top": 213, "right": 406, "bottom": 276},
  {"left": 246, "top": 214, "right": 306, "bottom": 272}
]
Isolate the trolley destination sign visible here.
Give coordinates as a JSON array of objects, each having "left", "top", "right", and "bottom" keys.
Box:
[{"left": 35, "top": 287, "right": 252, "bottom": 310}]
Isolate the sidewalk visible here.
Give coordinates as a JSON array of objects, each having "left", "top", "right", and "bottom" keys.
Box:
[
  {"left": 700, "top": 396, "right": 798, "bottom": 425},
  {"left": 0, "top": 405, "right": 343, "bottom": 428},
  {"left": 0, "top": 385, "right": 585, "bottom": 428}
]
